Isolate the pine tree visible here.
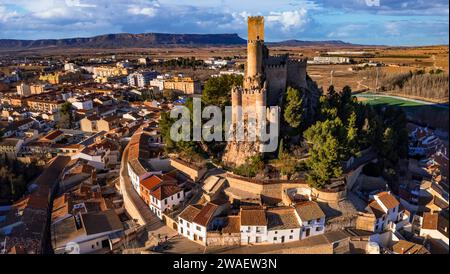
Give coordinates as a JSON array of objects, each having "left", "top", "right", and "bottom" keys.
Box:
[{"left": 284, "top": 87, "right": 304, "bottom": 130}]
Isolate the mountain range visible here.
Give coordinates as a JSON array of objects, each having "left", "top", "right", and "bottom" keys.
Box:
[{"left": 0, "top": 33, "right": 357, "bottom": 51}]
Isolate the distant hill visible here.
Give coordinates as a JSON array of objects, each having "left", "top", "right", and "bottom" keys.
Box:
[
  {"left": 0, "top": 33, "right": 246, "bottom": 51},
  {"left": 0, "top": 33, "right": 358, "bottom": 51},
  {"left": 267, "top": 40, "right": 358, "bottom": 47}
]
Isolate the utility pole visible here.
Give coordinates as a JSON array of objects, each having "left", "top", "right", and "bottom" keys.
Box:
[
  {"left": 330, "top": 70, "right": 334, "bottom": 86},
  {"left": 375, "top": 66, "right": 379, "bottom": 91}
]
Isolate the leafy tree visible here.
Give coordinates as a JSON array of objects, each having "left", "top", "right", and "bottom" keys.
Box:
[
  {"left": 234, "top": 155, "right": 264, "bottom": 177},
  {"left": 283, "top": 87, "right": 304, "bottom": 130},
  {"left": 304, "top": 118, "right": 345, "bottom": 189},
  {"left": 58, "top": 102, "right": 73, "bottom": 128},
  {"left": 346, "top": 111, "right": 358, "bottom": 157},
  {"left": 202, "top": 74, "right": 243, "bottom": 107},
  {"left": 162, "top": 89, "right": 180, "bottom": 102},
  {"left": 159, "top": 111, "right": 176, "bottom": 152}
]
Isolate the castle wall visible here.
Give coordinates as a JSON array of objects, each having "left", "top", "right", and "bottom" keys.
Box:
[
  {"left": 286, "top": 61, "right": 307, "bottom": 89},
  {"left": 265, "top": 65, "right": 287, "bottom": 106}
]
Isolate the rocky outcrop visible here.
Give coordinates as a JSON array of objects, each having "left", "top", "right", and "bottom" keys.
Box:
[{"left": 222, "top": 140, "right": 261, "bottom": 167}]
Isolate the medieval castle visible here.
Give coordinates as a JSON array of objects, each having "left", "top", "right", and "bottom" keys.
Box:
[{"left": 223, "top": 16, "right": 321, "bottom": 167}]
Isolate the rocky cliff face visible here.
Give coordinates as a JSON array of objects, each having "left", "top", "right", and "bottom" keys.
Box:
[{"left": 222, "top": 140, "right": 261, "bottom": 167}]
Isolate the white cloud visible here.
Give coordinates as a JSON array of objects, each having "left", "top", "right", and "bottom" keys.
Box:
[
  {"left": 0, "top": 5, "right": 19, "bottom": 22},
  {"left": 128, "top": 5, "right": 158, "bottom": 17},
  {"left": 384, "top": 22, "right": 400, "bottom": 35},
  {"left": 65, "top": 0, "right": 97, "bottom": 8},
  {"left": 266, "top": 8, "right": 309, "bottom": 31}
]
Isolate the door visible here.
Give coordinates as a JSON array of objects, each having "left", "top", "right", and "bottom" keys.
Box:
[
  {"left": 305, "top": 228, "right": 310, "bottom": 237},
  {"left": 281, "top": 236, "right": 285, "bottom": 243},
  {"left": 101, "top": 239, "right": 110, "bottom": 249}
]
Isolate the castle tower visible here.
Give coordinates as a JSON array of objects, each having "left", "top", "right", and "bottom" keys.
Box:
[{"left": 246, "top": 16, "right": 265, "bottom": 79}]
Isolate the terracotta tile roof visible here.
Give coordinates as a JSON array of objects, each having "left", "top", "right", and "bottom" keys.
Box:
[
  {"left": 222, "top": 216, "right": 241, "bottom": 234},
  {"left": 42, "top": 129, "right": 63, "bottom": 141},
  {"left": 267, "top": 207, "right": 301, "bottom": 230},
  {"left": 368, "top": 200, "right": 386, "bottom": 219},
  {"left": 422, "top": 212, "right": 439, "bottom": 230},
  {"left": 151, "top": 183, "right": 182, "bottom": 201},
  {"left": 390, "top": 240, "right": 430, "bottom": 254},
  {"left": 179, "top": 204, "right": 203, "bottom": 223},
  {"left": 294, "top": 201, "right": 325, "bottom": 222},
  {"left": 140, "top": 175, "right": 163, "bottom": 190},
  {"left": 193, "top": 202, "right": 219, "bottom": 227},
  {"left": 376, "top": 192, "right": 399, "bottom": 210},
  {"left": 422, "top": 211, "right": 449, "bottom": 238},
  {"left": 240, "top": 207, "right": 267, "bottom": 226}
]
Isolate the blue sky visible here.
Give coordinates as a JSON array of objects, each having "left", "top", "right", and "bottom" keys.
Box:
[{"left": 0, "top": 0, "right": 448, "bottom": 45}]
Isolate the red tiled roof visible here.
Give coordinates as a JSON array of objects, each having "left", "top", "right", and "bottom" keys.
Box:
[
  {"left": 150, "top": 183, "right": 182, "bottom": 201},
  {"left": 376, "top": 192, "right": 399, "bottom": 209},
  {"left": 193, "top": 202, "right": 219, "bottom": 227}
]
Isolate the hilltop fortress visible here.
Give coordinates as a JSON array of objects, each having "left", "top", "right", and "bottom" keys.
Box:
[{"left": 223, "top": 16, "right": 321, "bottom": 167}]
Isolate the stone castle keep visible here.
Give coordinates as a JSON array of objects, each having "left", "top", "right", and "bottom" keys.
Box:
[
  {"left": 223, "top": 16, "right": 321, "bottom": 167},
  {"left": 231, "top": 16, "right": 308, "bottom": 125}
]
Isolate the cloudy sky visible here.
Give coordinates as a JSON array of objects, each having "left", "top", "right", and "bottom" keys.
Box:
[{"left": 0, "top": 0, "right": 448, "bottom": 45}]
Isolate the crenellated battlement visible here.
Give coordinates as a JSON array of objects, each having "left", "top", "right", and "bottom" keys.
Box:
[
  {"left": 265, "top": 63, "right": 287, "bottom": 69},
  {"left": 287, "top": 58, "right": 308, "bottom": 65}
]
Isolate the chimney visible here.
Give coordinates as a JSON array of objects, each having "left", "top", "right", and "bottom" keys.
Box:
[{"left": 91, "top": 169, "right": 97, "bottom": 185}]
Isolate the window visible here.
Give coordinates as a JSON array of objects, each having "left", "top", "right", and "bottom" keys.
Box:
[
  {"left": 316, "top": 218, "right": 321, "bottom": 223},
  {"left": 290, "top": 230, "right": 294, "bottom": 233},
  {"left": 289, "top": 235, "right": 293, "bottom": 240},
  {"left": 273, "top": 237, "right": 277, "bottom": 241},
  {"left": 256, "top": 227, "right": 262, "bottom": 233},
  {"left": 275, "top": 231, "right": 278, "bottom": 234},
  {"left": 199, "top": 236, "right": 203, "bottom": 241},
  {"left": 180, "top": 227, "right": 183, "bottom": 234},
  {"left": 187, "top": 231, "right": 190, "bottom": 236},
  {"left": 164, "top": 199, "right": 168, "bottom": 205},
  {"left": 308, "top": 220, "right": 312, "bottom": 225},
  {"left": 187, "top": 223, "right": 190, "bottom": 228},
  {"left": 171, "top": 196, "right": 173, "bottom": 200},
  {"left": 316, "top": 226, "right": 322, "bottom": 232},
  {"left": 196, "top": 225, "right": 201, "bottom": 231},
  {"left": 179, "top": 219, "right": 183, "bottom": 224},
  {"left": 177, "top": 193, "right": 181, "bottom": 199}
]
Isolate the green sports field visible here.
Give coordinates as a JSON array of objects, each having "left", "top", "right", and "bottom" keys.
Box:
[
  {"left": 356, "top": 94, "right": 425, "bottom": 108},
  {"left": 355, "top": 93, "right": 449, "bottom": 130}
]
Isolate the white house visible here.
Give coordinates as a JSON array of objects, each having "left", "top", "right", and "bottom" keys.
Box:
[
  {"left": 51, "top": 210, "right": 124, "bottom": 254},
  {"left": 240, "top": 206, "right": 267, "bottom": 244},
  {"left": 368, "top": 191, "right": 410, "bottom": 233},
  {"left": 178, "top": 202, "right": 224, "bottom": 246},
  {"left": 140, "top": 174, "right": 184, "bottom": 219},
  {"left": 0, "top": 138, "right": 24, "bottom": 159},
  {"left": 420, "top": 212, "right": 449, "bottom": 252},
  {"left": 178, "top": 205, "right": 204, "bottom": 243},
  {"left": 72, "top": 138, "right": 119, "bottom": 170},
  {"left": 266, "top": 207, "right": 301, "bottom": 244},
  {"left": 72, "top": 99, "right": 93, "bottom": 110},
  {"left": 294, "top": 201, "right": 326, "bottom": 239}
]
